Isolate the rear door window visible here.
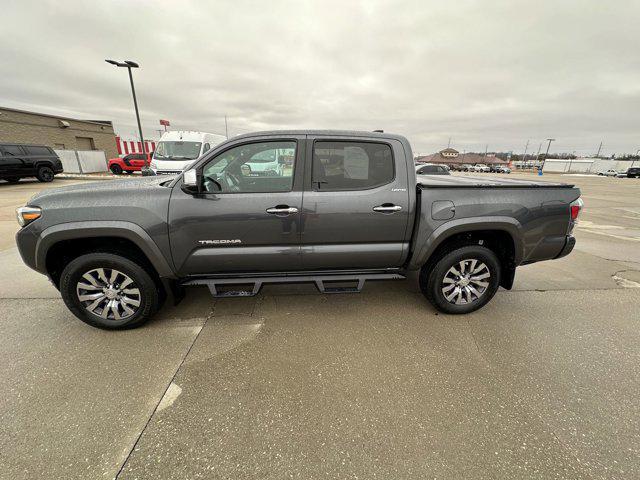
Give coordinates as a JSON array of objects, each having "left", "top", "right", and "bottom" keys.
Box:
[
  {"left": 312, "top": 141, "right": 394, "bottom": 191},
  {"left": 1, "top": 145, "right": 25, "bottom": 156}
]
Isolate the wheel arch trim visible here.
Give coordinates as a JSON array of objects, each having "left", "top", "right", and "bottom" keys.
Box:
[
  {"left": 36, "top": 221, "right": 176, "bottom": 278},
  {"left": 409, "top": 216, "right": 524, "bottom": 270}
]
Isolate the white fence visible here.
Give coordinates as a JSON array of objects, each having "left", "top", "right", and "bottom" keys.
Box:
[
  {"left": 54, "top": 149, "right": 108, "bottom": 174},
  {"left": 543, "top": 158, "right": 640, "bottom": 174}
]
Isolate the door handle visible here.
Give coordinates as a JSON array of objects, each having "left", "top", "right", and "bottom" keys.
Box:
[
  {"left": 373, "top": 204, "right": 402, "bottom": 213},
  {"left": 266, "top": 206, "right": 299, "bottom": 215}
]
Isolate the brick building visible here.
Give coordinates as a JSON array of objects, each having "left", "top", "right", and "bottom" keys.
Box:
[{"left": 0, "top": 106, "right": 118, "bottom": 159}]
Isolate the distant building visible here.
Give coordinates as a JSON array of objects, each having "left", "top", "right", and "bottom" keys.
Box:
[
  {"left": 439, "top": 147, "right": 460, "bottom": 159},
  {"left": 416, "top": 148, "right": 508, "bottom": 166},
  {"left": 0, "top": 106, "right": 118, "bottom": 158}
]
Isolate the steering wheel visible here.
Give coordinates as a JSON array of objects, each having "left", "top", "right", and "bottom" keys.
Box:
[{"left": 220, "top": 171, "right": 241, "bottom": 191}]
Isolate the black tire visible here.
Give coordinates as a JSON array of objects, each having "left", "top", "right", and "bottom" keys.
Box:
[
  {"left": 420, "top": 245, "right": 501, "bottom": 314},
  {"left": 36, "top": 165, "right": 55, "bottom": 182},
  {"left": 110, "top": 164, "right": 123, "bottom": 175},
  {"left": 59, "top": 253, "right": 160, "bottom": 329}
]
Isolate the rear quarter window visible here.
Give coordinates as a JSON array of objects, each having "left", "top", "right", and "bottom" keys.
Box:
[{"left": 25, "top": 146, "right": 52, "bottom": 155}]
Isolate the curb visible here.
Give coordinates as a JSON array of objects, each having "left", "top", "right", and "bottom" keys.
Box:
[{"left": 58, "top": 174, "right": 121, "bottom": 181}]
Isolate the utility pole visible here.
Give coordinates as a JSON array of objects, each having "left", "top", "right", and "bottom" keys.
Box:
[
  {"left": 484, "top": 144, "right": 488, "bottom": 157},
  {"left": 596, "top": 141, "right": 603, "bottom": 158},
  {"left": 224, "top": 115, "right": 229, "bottom": 139},
  {"left": 534, "top": 142, "right": 543, "bottom": 165},
  {"left": 522, "top": 139, "right": 529, "bottom": 164},
  {"left": 447, "top": 137, "right": 451, "bottom": 148}
]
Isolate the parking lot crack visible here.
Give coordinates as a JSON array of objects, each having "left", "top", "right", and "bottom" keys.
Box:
[{"left": 113, "top": 307, "right": 214, "bottom": 479}]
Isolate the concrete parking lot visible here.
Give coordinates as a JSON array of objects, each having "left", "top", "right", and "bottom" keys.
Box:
[{"left": 1, "top": 173, "right": 639, "bottom": 479}]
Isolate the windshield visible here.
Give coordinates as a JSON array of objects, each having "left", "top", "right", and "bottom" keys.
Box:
[{"left": 154, "top": 141, "right": 202, "bottom": 161}]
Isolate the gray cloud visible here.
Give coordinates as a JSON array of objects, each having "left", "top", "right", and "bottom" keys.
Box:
[{"left": 2, "top": 0, "right": 639, "bottom": 156}]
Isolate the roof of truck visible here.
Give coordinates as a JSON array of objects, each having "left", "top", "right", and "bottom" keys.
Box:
[{"left": 231, "top": 130, "right": 410, "bottom": 142}]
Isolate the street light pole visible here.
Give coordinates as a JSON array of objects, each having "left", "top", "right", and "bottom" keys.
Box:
[
  {"left": 126, "top": 66, "right": 145, "bottom": 156},
  {"left": 105, "top": 59, "right": 147, "bottom": 164}
]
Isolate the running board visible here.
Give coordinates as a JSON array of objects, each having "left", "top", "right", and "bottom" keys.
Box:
[{"left": 181, "top": 273, "right": 405, "bottom": 298}]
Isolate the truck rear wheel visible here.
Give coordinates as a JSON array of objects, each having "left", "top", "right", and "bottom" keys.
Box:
[
  {"left": 36, "top": 166, "right": 55, "bottom": 182},
  {"left": 59, "top": 253, "right": 160, "bottom": 329},
  {"left": 420, "top": 245, "right": 501, "bottom": 314}
]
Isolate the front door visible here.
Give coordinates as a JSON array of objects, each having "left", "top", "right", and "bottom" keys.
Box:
[
  {"left": 300, "top": 137, "right": 411, "bottom": 270},
  {"left": 0, "top": 145, "right": 26, "bottom": 177},
  {"left": 169, "top": 136, "right": 304, "bottom": 275}
]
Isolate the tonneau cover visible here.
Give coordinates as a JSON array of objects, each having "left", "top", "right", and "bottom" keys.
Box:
[{"left": 416, "top": 174, "right": 574, "bottom": 188}]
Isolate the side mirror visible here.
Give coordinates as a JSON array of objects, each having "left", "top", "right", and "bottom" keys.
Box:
[
  {"left": 241, "top": 164, "right": 252, "bottom": 175},
  {"left": 181, "top": 169, "right": 200, "bottom": 194}
]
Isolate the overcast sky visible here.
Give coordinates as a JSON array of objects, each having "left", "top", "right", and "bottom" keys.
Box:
[{"left": 2, "top": 0, "right": 639, "bottom": 155}]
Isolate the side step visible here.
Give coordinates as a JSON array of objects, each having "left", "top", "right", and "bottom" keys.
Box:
[{"left": 182, "top": 273, "right": 405, "bottom": 298}]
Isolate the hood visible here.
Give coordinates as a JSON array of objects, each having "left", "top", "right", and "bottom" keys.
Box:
[{"left": 28, "top": 176, "right": 174, "bottom": 206}]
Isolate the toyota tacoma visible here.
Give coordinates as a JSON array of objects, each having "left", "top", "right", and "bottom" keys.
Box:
[{"left": 16, "top": 130, "right": 582, "bottom": 329}]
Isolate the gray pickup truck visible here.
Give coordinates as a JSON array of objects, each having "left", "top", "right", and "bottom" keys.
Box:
[{"left": 16, "top": 130, "right": 582, "bottom": 329}]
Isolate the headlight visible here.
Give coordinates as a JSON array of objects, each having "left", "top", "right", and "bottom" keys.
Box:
[{"left": 16, "top": 206, "right": 42, "bottom": 227}]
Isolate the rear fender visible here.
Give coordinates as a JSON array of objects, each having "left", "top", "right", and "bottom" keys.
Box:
[{"left": 408, "top": 216, "right": 524, "bottom": 271}]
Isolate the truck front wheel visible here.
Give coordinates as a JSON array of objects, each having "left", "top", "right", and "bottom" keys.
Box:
[
  {"left": 59, "top": 253, "right": 160, "bottom": 329},
  {"left": 420, "top": 245, "right": 501, "bottom": 314}
]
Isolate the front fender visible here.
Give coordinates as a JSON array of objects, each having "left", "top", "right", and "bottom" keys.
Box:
[
  {"left": 35, "top": 220, "right": 176, "bottom": 278},
  {"left": 408, "top": 216, "right": 524, "bottom": 270}
]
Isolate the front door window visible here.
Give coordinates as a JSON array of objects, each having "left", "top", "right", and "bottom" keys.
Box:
[{"left": 202, "top": 141, "right": 296, "bottom": 193}]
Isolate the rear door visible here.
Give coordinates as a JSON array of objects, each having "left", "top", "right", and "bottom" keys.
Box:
[
  {"left": 169, "top": 135, "right": 305, "bottom": 275},
  {"left": 300, "top": 136, "right": 411, "bottom": 270}
]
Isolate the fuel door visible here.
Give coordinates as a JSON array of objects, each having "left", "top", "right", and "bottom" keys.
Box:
[{"left": 432, "top": 200, "right": 455, "bottom": 220}]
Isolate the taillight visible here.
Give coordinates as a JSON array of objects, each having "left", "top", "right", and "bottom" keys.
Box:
[{"left": 570, "top": 198, "right": 583, "bottom": 221}]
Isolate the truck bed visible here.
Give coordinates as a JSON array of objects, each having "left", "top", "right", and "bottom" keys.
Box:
[{"left": 417, "top": 174, "right": 574, "bottom": 188}]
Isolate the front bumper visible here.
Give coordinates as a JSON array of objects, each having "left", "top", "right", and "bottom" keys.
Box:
[
  {"left": 554, "top": 235, "right": 576, "bottom": 259},
  {"left": 15, "top": 223, "right": 40, "bottom": 272}
]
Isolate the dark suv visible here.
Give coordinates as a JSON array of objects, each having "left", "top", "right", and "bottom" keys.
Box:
[
  {"left": 627, "top": 167, "right": 640, "bottom": 178},
  {"left": 0, "top": 143, "right": 63, "bottom": 183}
]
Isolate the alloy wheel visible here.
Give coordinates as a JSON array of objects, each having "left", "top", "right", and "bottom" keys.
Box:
[
  {"left": 76, "top": 268, "right": 141, "bottom": 320},
  {"left": 441, "top": 259, "right": 491, "bottom": 305}
]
